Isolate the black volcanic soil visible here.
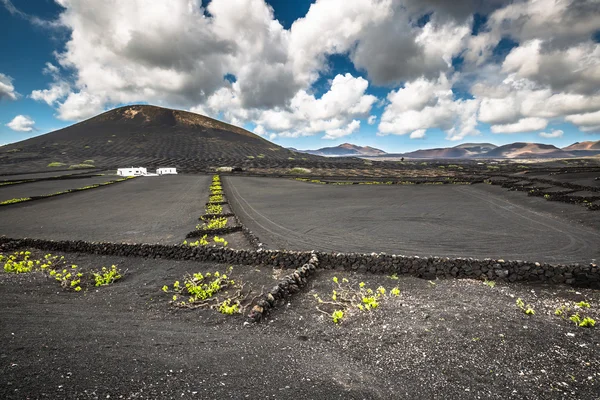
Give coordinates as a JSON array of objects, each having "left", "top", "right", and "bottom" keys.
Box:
[
  {"left": 0, "top": 175, "right": 120, "bottom": 202},
  {"left": 0, "top": 175, "right": 210, "bottom": 244},
  {"left": 1, "top": 250, "right": 598, "bottom": 399},
  {"left": 524, "top": 171, "right": 600, "bottom": 188},
  {"left": 0, "top": 105, "right": 314, "bottom": 173},
  {"left": 225, "top": 176, "right": 600, "bottom": 263},
  {"left": 0, "top": 170, "right": 104, "bottom": 182}
]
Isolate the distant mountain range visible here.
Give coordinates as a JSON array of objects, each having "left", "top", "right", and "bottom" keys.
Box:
[
  {"left": 328, "top": 141, "right": 600, "bottom": 159},
  {"left": 291, "top": 143, "right": 387, "bottom": 157}
]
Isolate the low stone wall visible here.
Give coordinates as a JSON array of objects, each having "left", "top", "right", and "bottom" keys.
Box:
[
  {"left": 315, "top": 252, "right": 599, "bottom": 288},
  {"left": 248, "top": 254, "right": 319, "bottom": 322},
  {"left": 487, "top": 177, "right": 600, "bottom": 210},
  {"left": 0, "top": 237, "right": 313, "bottom": 269},
  {"left": 198, "top": 213, "right": 235, "bottom": 220},
  {"left": 1, "top": 237, "right": 598, "bottom": 288}
]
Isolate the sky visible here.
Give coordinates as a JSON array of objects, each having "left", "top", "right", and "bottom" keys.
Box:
[{"left": 1, "top": 0, "right": 599, "bottom": 153}]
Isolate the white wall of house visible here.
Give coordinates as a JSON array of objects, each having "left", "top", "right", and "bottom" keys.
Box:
[
  {"left": 117, "top": 167, "right": 147, "bottom": 176},
  {"left": 157, "top": 168, "right": 177, "bottom": 175}
]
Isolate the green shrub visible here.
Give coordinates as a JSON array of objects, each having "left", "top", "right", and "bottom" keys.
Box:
[
  {"left": 288, "top": 167, "right": 311, "bottom": 174},
  {"left": 47, "top": 162, "right": 66, "bottom": 167},
  {"left": 68, "top": 163, "right": 95, "bottom": 170}
]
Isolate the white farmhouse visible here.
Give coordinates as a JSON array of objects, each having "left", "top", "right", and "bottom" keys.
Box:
[
  {"left": 157, "top": 167, "right": 177, "bottom": 175},
  {"left": 117, "top": 167, "right": 147, "bottom": 176}
]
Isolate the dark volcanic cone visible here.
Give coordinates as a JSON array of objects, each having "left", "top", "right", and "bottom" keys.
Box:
[{"left": 1, "top": 105, "right": 310, "bottom": 172}]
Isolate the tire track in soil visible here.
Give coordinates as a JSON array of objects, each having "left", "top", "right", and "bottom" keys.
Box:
[{"left": 225, "top": 176, "right": 600, "bottom": 263}]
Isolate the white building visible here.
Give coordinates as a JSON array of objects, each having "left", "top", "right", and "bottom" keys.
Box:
[
  {"left": 157, "top": 167, "right": 177, "bottom": 175},
  {"left": 117, "top": 167, "right": 147, "bottom": 176}
]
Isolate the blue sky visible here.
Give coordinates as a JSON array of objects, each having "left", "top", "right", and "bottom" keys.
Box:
[{"left": 1, "top": 0, "right": 599, "bottom": 153}]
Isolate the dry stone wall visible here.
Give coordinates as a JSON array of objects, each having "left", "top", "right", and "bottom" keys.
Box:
[{"left": 1, "top": 237, "right": 598, "bottom": 289}]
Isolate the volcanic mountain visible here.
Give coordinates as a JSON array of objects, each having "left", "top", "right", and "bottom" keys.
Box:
[
  {"left": 0, "top": 105, "right": 306, "bottom": 172},
  {"left": 480, "top": 142, "right": 573, "bottom": 159},
  {"left": 563, "top": 140, "right": 600, "bottom": 151},
  {"left": 387, "top": 143, "right": 498, "bottom": 159},
  {"left": 452, "top": 143, "right": 498, "bottom": 155},
  {"left": 298, "top": 143, "right": 387, "bottom": 156}
]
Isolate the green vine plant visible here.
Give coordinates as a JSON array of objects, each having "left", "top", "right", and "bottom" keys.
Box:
[
  {"left": 162, "top": 267, "right": 255, "bottom": 315},
  {"left": 183, "top": 235, "right": 210, "bottom": 247},
  {"left": 183, "top": 235, "right": 228, "bottom": 247},
  {"left": 483, "top": 279, "right": 496, "bottom": 288},
  {"left": 2, "top": 250, "right": 123, "bottom": 292},
  {"left": 516, "top": 298, "right": 535, "bottom": 315},
  {"left": 314, "top": 277, "right": 401, "bottom": 324},
  {"left": 50, "top": 265, "right": 84, "bottom": 291},
  {"left": 555, "top": 302, "right": 596, "bottom": 328},
  {"left": 205, "top": 203, "right": 223, "bottom": 215},
  {"left": 197, "top": 216, "right": 228, "bottom": 231},
  {"left": 2, "top": 251, "right": 62, "bottom": 273},
  {"left": 209, "top": 194, "right": 224, "bottom": 203},
  {"left": 213, "top": 236, "right": 228, "bottom": 247},
  {"left": 92, "top": 265, "right": 123, "bottom": 286}
]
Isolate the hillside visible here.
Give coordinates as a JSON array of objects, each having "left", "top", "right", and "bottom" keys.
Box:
[
  {"left": 453, "top": 143, "right": 498, "bottom": 155},
  {"left": 399, "top": 147, "right": 470, "bottom": 159},
  {"left": 563, "top": 141, "right": 600, "bottom": 151},
  {"left": 390, "top": 143, "right": 497, "bottom": 159},
  {"left": 0, "top": 105, "right": 310, "bottom": 172},
  {"left": 481, "top": 143, "right": 573, "bottom": 159},
  {"left": 298, "top": 143, "right": 386, "bottom": 156}
]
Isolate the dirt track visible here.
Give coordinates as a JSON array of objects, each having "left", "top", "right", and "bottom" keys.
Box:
[
  {"left": 0, "top": 175, "right": 209, "bottom": 244},
  {"left": 225, "top": 177, "right": 600, "bottom": 264}
]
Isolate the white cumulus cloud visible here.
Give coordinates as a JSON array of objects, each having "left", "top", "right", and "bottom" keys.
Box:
[
  {"left": 491, "top": 117, "right": 548, "bottom": 134},
  {"left": 539, "top": 129, "right": 563, "bottom": 139},
  {"left": 410, "top": 129, "right": 426, "bottom": 139},
  {"left": 17, "top": 0, "right": 600, "bottom": 142},
  {"left": 378, "top": 73, "right": 480, "bottom": 141},
  {"left": 0, "top": 73, "right": 18, "bottom": 100},
  {"left": 323, "top": 120, "right": 361, "bottom": 140},
  {"left": 6, "top": 115, "right": 35, "bottom": 132}
]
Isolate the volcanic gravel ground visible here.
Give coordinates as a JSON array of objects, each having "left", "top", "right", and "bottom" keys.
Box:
[
  {"left": 0, "top": 175, "right": 210, "bottom": 244},
  {"left": 1, "top": 251, "right": 598, "bottom": 399},
  {"left": 524, "top": 171, "right": 600, "bottom": 188},
  {"left": 225, "top": 176, "right": 600, "bottom": 263},
  {"left": 0, "top": 175, "right": 120, "bottom": 202},
  {"left": 266, "top": 270, "right": 600, "bottom": 399},
  {"left": 0, "top": 170, "right": 105, "bottom": 182}
]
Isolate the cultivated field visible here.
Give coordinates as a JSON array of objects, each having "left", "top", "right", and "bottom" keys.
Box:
[
  {"left": 0, "top": 175, "right": 120, "bottom": 202},
  {"left": 0, "top": 175, "right": 209, "bottom": 244},
  {"left": 225, "top": 176, "right": 600, "bottom": 263},
  {"left": 1, "top": 163, "right": 599, "bottom": 400},
  {"left": 0, "top": 169, "right": 103, "bottom": 182},
  {"left": 1, "top": 252, "right": 598, "bottom": 399}
]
